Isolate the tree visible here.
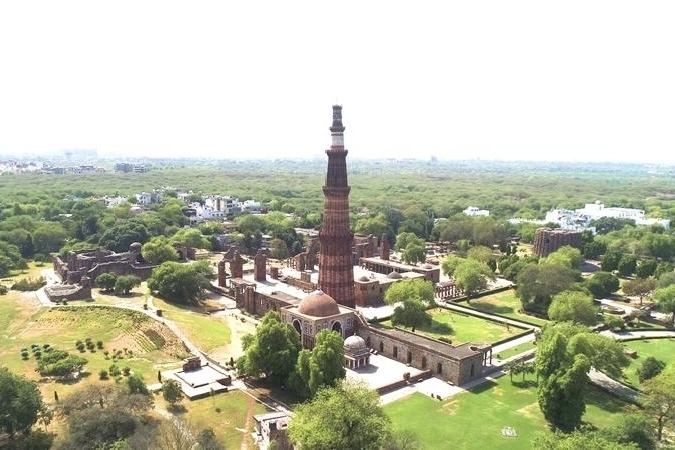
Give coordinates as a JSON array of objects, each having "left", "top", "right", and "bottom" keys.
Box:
[
  {"left": 653, "top": 284, "right": 675, "bottom": 326},
  {"left": 591, "top": 217, "right": 636, "bottom": 234},
  {"left": 237, "top": 311, "right": 301, "bottom": 385},
  {"left": 355, "top": 213, "right": 392, "bottom": 238},
  {"left": 453, "top": 259, "right": 495, "bottom": 296},
  {"left": 642, "top": 372, "right": 675, "bottom": 442},
  {"left": 601, "top": 250, "right": 622, "bottom": 272},
  {"left": 383, "top": 278, "right": 435, "bottom": 306},
  {"left": 0, "top": 367, "right": 51, "bottom": 436},
  {"left": 292, "top": 330, "right": 346, "bottom": 397},
  {"left": 147, "top": 260, "right": 213, "bottom": 304},
  {"left": 382, "top": 429, "right": 421, "bottom": 450},
  {"left": 96, "top": 272, "right": 118, "bottom": 293},
  {"left": 98, "top": 221, "right": 149, "bottom": 253},
  {"left": 141, "top": 236, "right": 179, "bottom": 265},
  {"left": 637, "top": 357, "right": 666, "bottom": 383},
  {"left": 401, "top": 242, "right": 426, "bottom": 265},
  {"left": 32, "top": 221, "right": 68, "bottom": 254},
  {"left": 517, "top": 263, "right": 577, "bottom": 313},
  {"left": 618, "top": 255, "right": 638, "bottom": 277},
  {"left": 584, "top": 271, "right": 620, "bottom": 299},
  {"left": 269, "top": 237, "right": 289, "bottom": 260},
  {"left": 548, "top": 291, "right": 599, "bottom": 326},
  {"left": 466, "top": 245, "right": 494, "bottom": 265},
  {"left": 171, "top": 228, "right": 211, "bottom": 249},
  {"left": 127, "top": 374, "right": 150, "bottom": 396},
  {"left": 543, "top": 246, "right": 582, "bottom": 271},
  {"left": 603, "top": 413, "right": 656, "bottom": 450},
  {"left": 535, "top": 323, "right": 628, "bottom": 430},
  {"left": 391, "top": 300, "right": 432, "bottom": 332},
  {"left": 114, "top": 275, "right": 141, "bottom": 295},
  {"left": 441, "top": 255, "right": 465, "bottom": 277},
  {"left": 636, "top": 260, "right": 658, "bottom": 279},
  {"left": 196, "top": 427, "right": 224, "bottom": 450},
  {"left": 0, "top": 241, "right": 27, "bottom": 277},
  {"left": 622, "top": 278, "right": 657, "bottom": 305},
  {"left": 288, "top": 380, "right": 391, "bottom": 450},
  {"left": 394, "top": 232, "right": 423, "bottom": 251},
  {"left": 162, "top": 379, "right": 183, "bottom": 406},
  {"left": 533, "top": 429, "right": 639, "bottom": 449}
]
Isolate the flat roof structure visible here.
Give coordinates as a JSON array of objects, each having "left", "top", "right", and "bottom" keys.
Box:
[{"left": 346, "top": 353, "right": 424, "bottom": 391}]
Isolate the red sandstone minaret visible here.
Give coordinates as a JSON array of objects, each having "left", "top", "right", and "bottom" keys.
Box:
[{"left": 318, "top": 105, "right": 356, "bottom": 308}]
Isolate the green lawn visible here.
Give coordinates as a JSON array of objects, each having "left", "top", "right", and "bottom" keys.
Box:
[
  {"left": 152, "top": 297, "right": 231, "bottom": 353},
  {"left": 0, "top": 300, "right": 186, "bottom": 401},
  {"left": 460, "top": 291, "right": 549, "bottom": 327},
  {"left": 385, "top": 374, "right": 636, "bottom": 450},
  {"left": 495, "top": 341, "right": 537, "bottom": 360},
  {"left": 621, "top": 338, "right": 675, "bottom": 388},
  {"left": 382, "top": 309, "right": 524, "bottom": 344},
  {"left": 174, "top": 390, "right": 270, "bottom": 449}
]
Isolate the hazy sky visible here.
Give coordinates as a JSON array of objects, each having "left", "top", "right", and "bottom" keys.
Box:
[{"left": 1, "top": 1, "right": 673, "bottom": 162}]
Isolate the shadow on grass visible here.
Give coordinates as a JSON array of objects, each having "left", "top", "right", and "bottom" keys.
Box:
[
  {"left": 511, "top": 379, "right": 538, "bottom": 389},
  {"left": 468, "top": 379, "right": 498, "bottom": 394},
  {"left": 466, "top": 302, "right": 514, "bottom": 316},
  {"left": 586, "top": 385, "right": 626, "bottom": 414}
]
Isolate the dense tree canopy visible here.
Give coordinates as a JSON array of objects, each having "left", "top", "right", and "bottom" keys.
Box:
[
  {"left": 453, "top": 258, "right": 495, "bottom": 296},
  {"left": 653, "top": 284, "right": 675, "bottom": 326},
  {"left": 584, "top": 271, "right": 620, "bottom": 299},
  {"left": 98, "top": 220, "right": 149, "bottom": 253},
  {"left": 383, "top": 278, "right": 435, "bottom": 306},
  {"left": 548, "top": 291, "right": 599, "bottom": 325},
  {"left": 288, "top": 380, "right": 391, "bottom": 450},
  {"left": 292, "top": 329, "right": 345, "bottom": 398},
  {"left": 237, "top": 311, "right": 302, "bottom": 385},
  {"left": 147, "top": 260, "right": 214, "bottom": 304},
  {"left": 141, "top": 236, "right": 179, "bottom": 265},
  {"left": 0, "top": 367, "right": 50, "bottom": 436},
  {"left": 391, "top": 299, "right": 431, "bottom": 332},
  {"left": 517, "top": 263, "right": 578, "bottom": 313}
]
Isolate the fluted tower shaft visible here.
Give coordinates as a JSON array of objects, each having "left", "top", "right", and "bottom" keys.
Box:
[{"left": 318, "top": 105, "right": 355, "bottom": 308}]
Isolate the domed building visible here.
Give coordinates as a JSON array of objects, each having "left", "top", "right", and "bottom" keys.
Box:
[
  {"left": 280, "top": 290, "right": 356, "bottom": 349},
  {"left": 343, "top": 334, "right": 370, "bottom": 369}
]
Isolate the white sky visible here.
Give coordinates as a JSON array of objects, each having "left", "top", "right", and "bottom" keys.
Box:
[{"left": 1, "top": 1, "right": 673, "bottom": 162}]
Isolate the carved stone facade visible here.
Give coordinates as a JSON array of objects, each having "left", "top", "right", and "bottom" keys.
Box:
[{"left": 318, "top": 105, "right": 356, "bottom": 308}]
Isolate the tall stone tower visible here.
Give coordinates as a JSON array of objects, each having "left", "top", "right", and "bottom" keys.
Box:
[{"left": 318, "top": 105, "right": 355, "bottom": 308}]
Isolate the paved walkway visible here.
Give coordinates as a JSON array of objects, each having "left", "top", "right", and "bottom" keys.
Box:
[{"left": 438, "top": 300, "right": 540, "bottom": 331}]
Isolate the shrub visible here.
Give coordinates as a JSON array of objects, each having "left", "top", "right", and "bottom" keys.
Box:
[
  {"left": 109, "top": 364, "right": 121, "bottom": 377},
  {"left": 637, "top": 357, "right": 666, "bottom": 383},
  {"left": 21, "top": 350, "right": 29, "bottom": 359},
  {"left": 34, "top": 350, "right": 41, "bottom": 359},
  {"left": 122, "top": 367, "right": 131, "bottom": 376},
  {"left": 11, "top": 276, "right": 46, "bottom": 291},
  {"left": 43, "top": 344, "right": 51, "bottom": 350},
  {"left": 99, "top": 370, "right": 109, "bottom": 380},
  {"left": 96, "top": 340, "right": 104, "bottom": 349},
  {"left": 0, "top": 285, "right": 8, "bottom": 295}
]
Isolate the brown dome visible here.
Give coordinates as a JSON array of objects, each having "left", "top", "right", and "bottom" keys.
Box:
[
  {"left": 297, "top": 290, "right": 340, "bottom": 317},
  {"left": 388, "top": 271, "right": 402, "bottom": 279}
]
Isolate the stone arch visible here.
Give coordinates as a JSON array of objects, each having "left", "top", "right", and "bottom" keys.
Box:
[
  {"left": 292, "top": 319, "right": 302, "bottom": 335},
  {"left": 331, "top": 321, "right": 343, "bottom": 337},
  {"left": 407, "top": 350, "right": 412, "bottom": 364},
  {"left": 437, "top": 362, "right": 442, "bottom": 374},
  {"left": 379, "top": 341, "right": 384, "bottom": 353},
  {"left": 421, "top": 356, "right": 427, "bottom": 369},
  {"left": 393, "top": 346, "right": 398, "bottom": 358}
]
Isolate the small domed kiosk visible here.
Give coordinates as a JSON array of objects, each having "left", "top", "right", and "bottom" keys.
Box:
[{"left": 344, "top": 334, "right": 370, "bottom": 369}]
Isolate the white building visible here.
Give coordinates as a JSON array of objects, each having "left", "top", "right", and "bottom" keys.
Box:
[
  {"left": 463, "top": 206, "right": 489, "bottom": 217},
  {"left": 541, "top": 200, "right": 670, "bottom": 231}
]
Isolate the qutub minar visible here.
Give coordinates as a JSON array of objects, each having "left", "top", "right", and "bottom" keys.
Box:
[{"left": 318, "top": 105, "right": 356, "bottom": 308}]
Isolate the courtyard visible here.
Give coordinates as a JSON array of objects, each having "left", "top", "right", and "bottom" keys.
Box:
[{"left": 380, "top": 307, "right": 525, "bottom": 344}]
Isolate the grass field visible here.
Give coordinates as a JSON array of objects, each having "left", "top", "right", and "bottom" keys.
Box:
[
  {"left": 621, "top": 337, "right": 675, "bottom": 387},
  {"left": 151, "top": 297, "right": 231, "bottom": 353},
  {"left": 0, "top": 293, "right": 187, "bottom": 401},
  {"left": 495, "top": 341, "right": 537, "bottom": 360},
  {"left": 460, "top": 291, "right": 549, "bottom": 327},
  {"left": 168, "top": 390, "right": 270, "bottom": 449},
  {"left": 385, "top": 374, "right": 636, "bottom": 450},
  {"left": 382, "top": 308, "right": 524, "bottom": 344}
]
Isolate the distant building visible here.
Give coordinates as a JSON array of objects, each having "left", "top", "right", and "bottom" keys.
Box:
[
  {"left": 463, "top": 206, "right": 489, "bottom": 217},
  {"left": 542, "top": 200, "right": 670, "bottom": 231}
]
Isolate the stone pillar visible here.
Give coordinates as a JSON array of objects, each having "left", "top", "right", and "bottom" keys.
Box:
[
  {"left": 217, "top": 257, "right": 227, "bottom": 286},
  {"left": 254, "top": 249, "right": 267, "bottom": 282},
  {"left": 230, "top": 251, "right": 244, "bottom": 279},
  {"left": 380, "top": 233, "right": 390, "bottom": 260}
]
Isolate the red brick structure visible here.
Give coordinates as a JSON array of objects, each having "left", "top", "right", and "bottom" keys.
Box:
[
  {"left": 318, "top": 105, "right": 356, "bottom": 308},
  {"left": 532, "top": 228, "right": 583, "bottom": 257}
]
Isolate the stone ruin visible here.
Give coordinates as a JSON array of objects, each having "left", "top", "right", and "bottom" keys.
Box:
[{"left": 532, "top": 228, "right": 583, "bottom": 257}]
